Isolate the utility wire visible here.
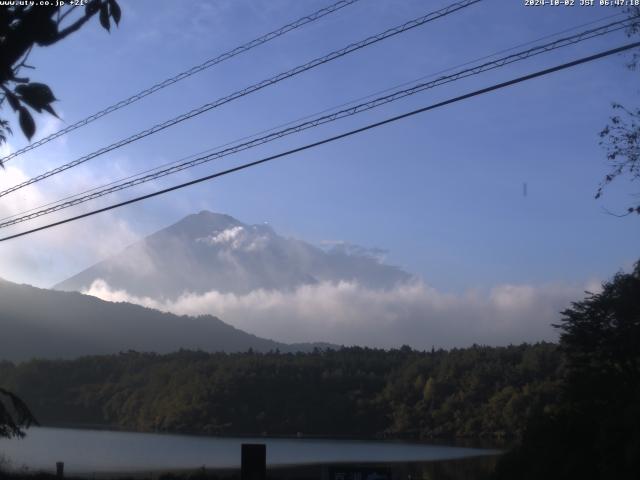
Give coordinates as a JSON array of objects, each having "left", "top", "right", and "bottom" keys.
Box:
[
  {"left": 0, "top": 0, "right": 482, "bottom": 198},
  {"left": 0, "top": 8, "right": 628, "bottom": 226},
  {"left": 0, "top": 7, "right": 627, "bottom": 222},
  {"left": 1, "top": 41, "right": 637, "bottom": 243},
  {"left": 0, "top": 0, "right": 361, "bottom": 165},
  {"left": 1, "top": 8, "right": 626, "bottom": 224},
  {"left": 0, "top": 16, "right": 633, "bottom": 229}
]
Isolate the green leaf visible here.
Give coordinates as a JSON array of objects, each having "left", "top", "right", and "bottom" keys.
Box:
[
  {"left": 42, "top": 104, "right": 60, "bottom": 119},
  {"left": 33, "top": 17, "right": 58, "bottom": 46},
  {"left": 99, "top": 3, "right": 110, "bottom": 31},
  {"left": 18, "top": 106, "right": 35, "bottom": 140},
  {"left": 109, "top": 0, "right": 121, "bottom": 25},
  {"left": 15, "top": 83, "right": 56, "bottom": 112},
  {"left": 6, "top": 91, "right": 20, "bottom": 111},
  {"left": 85, "top": 0, "right": 100, "bottom": 15}
]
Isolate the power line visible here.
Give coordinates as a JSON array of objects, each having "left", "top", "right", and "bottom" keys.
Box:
[
  {"left": 1, "top": 8, "right": 630, "bottom": 228},
  {"left": 0, "top": 10, "right": 625, "bottom": 223},
  {"left": 0, "top": 0, "right": 482, "bottom": 199},
  {"left": 4, "top": 9, "right": 626, "bottom": 225},
  {"left": 0, "top": 0, "right": 361, "bottom": 165},
  {"left": 0, "top": 12, "right": 626, "bottom": 226},
  {"left": 0, "top": 16, "right": 634, "bottom": 230},
  {"left": 1, "top": 41, "right": 637, "bottom": 243}
]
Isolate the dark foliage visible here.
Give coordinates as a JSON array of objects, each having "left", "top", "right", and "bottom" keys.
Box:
[
  {"left": 493, "top": 263, "right": 640, "bottom": 480},
  {"left": 0, "top": 387, "right": 36, "bottom": 438},
  {"left": 0, "top": 0, "right": 120, "bottom": 152},
  {"left": 597, "top": 7, "right": 640, "bottom": 214},
  {"left": 0, "top": 343, "right": 562, "bottom": 440},
  {"left": 598, "top": 102, "right": 640, "bottom": 215}
]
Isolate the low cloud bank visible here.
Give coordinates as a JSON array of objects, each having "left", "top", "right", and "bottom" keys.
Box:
[{"left": 83, "top": 279, "right": 597, "bottom": 349}]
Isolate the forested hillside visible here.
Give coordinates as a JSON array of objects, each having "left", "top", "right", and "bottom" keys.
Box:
[
  {"left": 0, "top": 279, "right": 329, "bottom": 361},
  {"left": 0, "top": 343, "right": 562, "bottom": 440}
]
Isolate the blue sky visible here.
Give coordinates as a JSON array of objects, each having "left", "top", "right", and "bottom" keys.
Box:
[{"left": 0, "top": 0, "right": 638, "bottom": 292}]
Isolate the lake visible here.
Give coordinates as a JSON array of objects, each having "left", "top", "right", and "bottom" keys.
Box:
[{"left": 0, "top": 427, "right": 499, "bottom": 475}]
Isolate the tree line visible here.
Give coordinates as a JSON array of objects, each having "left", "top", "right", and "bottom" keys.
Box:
[{"left": 0, "top": 342, "right": 562, "bottom": 441}]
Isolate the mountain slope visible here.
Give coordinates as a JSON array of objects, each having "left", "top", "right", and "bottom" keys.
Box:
[
  {"left": 54, "top": 211, "right": 412, "bottom": 299},
  {"left": 0, "top": 279, "right": 318, "bottom": 362}
]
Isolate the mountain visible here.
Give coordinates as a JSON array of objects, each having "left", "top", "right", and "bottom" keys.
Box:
[
  {"left": 54, "top": 211, "right": 412, "bottom": 299},
  {"left": 0, "top": 279, "right": 328, "bottom": 362}
]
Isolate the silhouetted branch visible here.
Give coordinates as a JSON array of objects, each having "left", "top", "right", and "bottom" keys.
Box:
[{"left": 0, "top": 387, "right": 38, "bottom": 438}]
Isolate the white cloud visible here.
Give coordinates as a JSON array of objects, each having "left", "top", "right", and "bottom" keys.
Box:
[
  {"left": 198, "top": 225, "right": 245, "bottom": 247},
  {"left": 83, "top": 278, "right": 590, "bottom": 349},
  {"left": 197, "top": 225, "right": 269, "bottom": 252}
]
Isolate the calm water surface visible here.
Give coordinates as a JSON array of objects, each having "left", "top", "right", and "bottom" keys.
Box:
[{"left": 0, "top": 427, "right": 499, "bottom": 474}]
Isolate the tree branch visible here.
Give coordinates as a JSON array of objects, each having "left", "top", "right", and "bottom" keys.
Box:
[{"left": 47, "top": 3, "right": 105, "bottom": 45}]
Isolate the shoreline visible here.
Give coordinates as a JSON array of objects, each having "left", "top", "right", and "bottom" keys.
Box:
[
  {"left": 36, "top": 423, "right": 508, "bottom": 450},
  {"left": 1, "top": 427, "right": 501, "bottom": 478},
  {"left": 16, "top": 457, "right": 501, "bottom": 479}
]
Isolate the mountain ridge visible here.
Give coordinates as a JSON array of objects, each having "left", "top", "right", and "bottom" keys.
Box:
[
  {"left": 54, "top": 211, "right": 412, "bottom": 299},
  {"left": 0, "top": 278, "right": 335, "bottom": 362}
]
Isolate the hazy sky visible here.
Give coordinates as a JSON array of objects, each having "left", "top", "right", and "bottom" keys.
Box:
[{"left": 0, "top": 0, "right": 638, "bottom": 292}]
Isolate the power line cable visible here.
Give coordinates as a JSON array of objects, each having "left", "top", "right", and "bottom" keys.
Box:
[
  {"left": 0, "top": 6, "right": 618, "bottom": 226},
  {"left": 3, "top": 8, "right": 626, "bottom": 224},
  {"left": 1, "top": 40, "right": 637, "bottom": 243},
  {"left": 0, "top": 8, "right": 629, "bottom": 226},
  {"left": 0, "top": 0, "right": 482, "bottom": 198},
  {"left": 0, "top": 16, "right": 633, "bottom": 229},
  {"left": 0, "top": 0, "right": 361, "bottom": 165}
]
